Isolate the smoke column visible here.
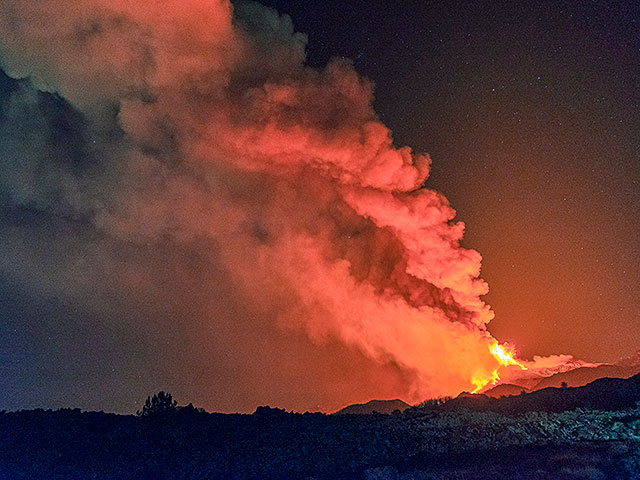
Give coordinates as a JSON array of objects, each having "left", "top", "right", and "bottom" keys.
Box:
[{"left": 0, "top": 0, "right": 575, "bottom": 412}]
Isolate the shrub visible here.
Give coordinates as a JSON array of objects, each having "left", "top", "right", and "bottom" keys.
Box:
[{"left": 137, "top": 391, "right": 177, "bottom": 417}]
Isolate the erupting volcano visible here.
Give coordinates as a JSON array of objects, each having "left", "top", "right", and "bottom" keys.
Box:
[
  {"left": 0, "top": 0, "right": 629, "bottom": 414},
  {"left": 470, "top": 343, "right": 526, "bottom": 394}
]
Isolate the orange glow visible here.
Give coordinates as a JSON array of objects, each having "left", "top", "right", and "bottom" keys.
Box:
[
  {"left": 0, "top": 0, "right": 597, "bottom": 412},
  {"left": 471, "top": 342, "right": 527, "bottom": 393},
  {"left": 490, "top": 343, "right": 526, "bottom": 369}
]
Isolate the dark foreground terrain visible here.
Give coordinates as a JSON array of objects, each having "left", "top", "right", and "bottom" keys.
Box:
[{"left": 3, "top": 374, "right": 640, "bottom": 479}]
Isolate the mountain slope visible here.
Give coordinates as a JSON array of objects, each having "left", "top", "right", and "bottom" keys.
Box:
[
  {"left": 531, "top": 364, "right": 640, "bottom": 391},
  {"left": 446, "top": 372, "right": 640, "bottom": 414},
  {"left": 334, "top": 399, "right": 410, "bottom": 415},
  {"left": 484, "top": 383, "right": 530, "bottom": 398}
]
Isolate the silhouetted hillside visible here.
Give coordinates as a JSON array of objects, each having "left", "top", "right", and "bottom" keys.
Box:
[
  {"left": 484, "top": 383, "right": 530, "bottom": 398},
  {"left": 3, "top": 393, "right": 640, "bottom": 479},
  {"left": 3, "top": 374, "right": 640, "bottom": 479},
  {"left": 504, "top": 350, "right": 640, "bottom": 392},
  {"left": 446, "top": 372, "right": 640, "bottom": 414},
  {"left": 334, "top": 399, "right": 410, "bottom": 415},
  {"left": 531, "top": 364, "right": 640, "bottom": 390}
]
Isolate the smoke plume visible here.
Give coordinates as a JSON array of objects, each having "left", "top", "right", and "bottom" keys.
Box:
[{"left": 0, "top": 0, "right": 569, "bottom": 412}]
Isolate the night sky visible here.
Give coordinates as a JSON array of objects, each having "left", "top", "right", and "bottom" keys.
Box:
[
  {"left": 259, "top": 0, "right": 640, "bottom": 362},
  {"left": 0, "top": 0, "right": 639, "bottom": 414}
]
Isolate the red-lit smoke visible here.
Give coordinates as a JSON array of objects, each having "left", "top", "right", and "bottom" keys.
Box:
[{"left": 0, "top": 0, "right": 576, "bottom": 410}]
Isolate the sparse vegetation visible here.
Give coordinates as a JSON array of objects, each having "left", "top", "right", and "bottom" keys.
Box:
[
  {"left": 1, "top": 405, "right": 640, "bottom": 479},
  {"left": 2, "top": 377, "right": 640, "bottom": 479},
  {"left": 417, "top": 396, "right": 452, "bottom": 408}
]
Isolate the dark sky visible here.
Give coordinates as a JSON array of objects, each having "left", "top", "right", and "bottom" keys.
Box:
[
  {"left": 0, "top": 0, "right": 639, "bottom": 414},
  {"left": 259, "top": 0, "right": 640, "bottom": 362}
]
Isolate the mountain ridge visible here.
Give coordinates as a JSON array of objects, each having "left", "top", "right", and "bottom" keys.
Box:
[{"left": 334, "top": 398, "right": 410, "bottom": 415}]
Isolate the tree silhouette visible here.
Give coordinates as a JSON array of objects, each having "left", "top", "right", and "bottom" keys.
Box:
[{"left": 137, "top": 391, "right": 177, "bottom": 416}]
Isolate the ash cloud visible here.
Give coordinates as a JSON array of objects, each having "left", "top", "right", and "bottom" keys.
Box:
[{"left": 0, "top": 0, "right": 566, "bottom": 412}]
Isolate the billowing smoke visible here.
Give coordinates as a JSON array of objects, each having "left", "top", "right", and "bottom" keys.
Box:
[{"left": 0, "top": 0, "right": 569, "bottom": 412}]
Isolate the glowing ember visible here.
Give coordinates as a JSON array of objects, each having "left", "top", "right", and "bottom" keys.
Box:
[{"left": 471, "top": 342, "right": 527, "bottom": 393}]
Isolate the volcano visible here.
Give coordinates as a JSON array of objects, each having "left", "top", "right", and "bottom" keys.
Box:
[{"left": 483, "top": 350, "right": 640, "bottom": 397}]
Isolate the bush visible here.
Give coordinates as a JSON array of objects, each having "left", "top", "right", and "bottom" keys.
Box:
[{"left": 137, "top": 391, "right": 177, "bottom": 417}]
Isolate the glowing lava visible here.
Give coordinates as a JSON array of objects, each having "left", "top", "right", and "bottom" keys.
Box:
[{"left": 471, "top": 342, "right": 527, "bottom": 394}]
